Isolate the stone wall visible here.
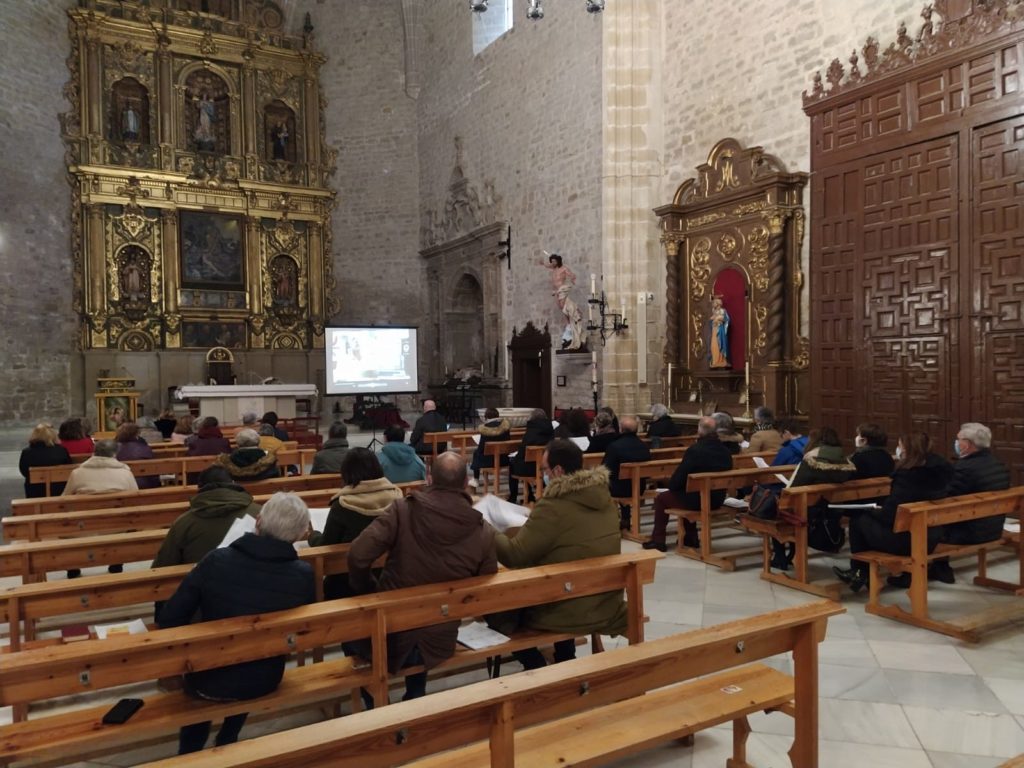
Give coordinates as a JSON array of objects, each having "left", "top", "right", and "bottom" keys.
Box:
[
  {"left": 416, "top": 0, "right": 605, "bottom": 412},
  {"left": 0, "top": 0, "right": 77, "bottom": 423}
]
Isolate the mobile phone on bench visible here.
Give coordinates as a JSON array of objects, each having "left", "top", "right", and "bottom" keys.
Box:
[{"left": 102, "top": 698, "right": 144, "bottom": 724}]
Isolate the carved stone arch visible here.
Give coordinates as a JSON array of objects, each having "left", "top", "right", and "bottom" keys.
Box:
[{"left": 117, "top": 329, "right": 154, "bottom": 352}]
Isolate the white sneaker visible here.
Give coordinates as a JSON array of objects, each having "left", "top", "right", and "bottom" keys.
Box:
[{"left": 467, "top": 477, "right": 479, "bottom": 489}]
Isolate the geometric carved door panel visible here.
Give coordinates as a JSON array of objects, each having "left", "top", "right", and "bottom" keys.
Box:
[
  {"left": 971, "top": 117, "right": 1024, "bottom": 479},
  {"left": 859, "top": 137, "right": 959, "bottom": 441}
]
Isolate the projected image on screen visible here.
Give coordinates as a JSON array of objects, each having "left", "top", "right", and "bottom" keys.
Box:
[{"left": 325, "top": 326, "right": 419, "bottom": 395}]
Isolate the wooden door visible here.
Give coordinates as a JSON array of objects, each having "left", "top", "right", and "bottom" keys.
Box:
[
  {"left": 970, "top": 116, "right": 1024, "bottom": 478},
  {"left": 508, "top": 323, "right": 552, "bottom": 415}
]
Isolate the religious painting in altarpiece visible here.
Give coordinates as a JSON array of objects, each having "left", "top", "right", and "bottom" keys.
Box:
[{"left": 61, "top": 0, "right": 340, "bottom": 352}]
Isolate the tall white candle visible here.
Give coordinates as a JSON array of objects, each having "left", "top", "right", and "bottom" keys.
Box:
[
  {"left": 591, "top": 350, "right": 598, "bottom": 384},
  {"left": 590, "top": 273, "right": 596, "bottom": 296},
  {"left": 745, "top": 361, "right": 750, "bottom": 388}
]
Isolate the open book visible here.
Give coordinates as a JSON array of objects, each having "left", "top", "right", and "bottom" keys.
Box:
[
  {"left": 457, "top": 621, "right": 510, "bottom": 650},
  {"left": 218, "top": 514, "right": 256, "bottom": 548},
  {"left": 473, "top": 495, "right": 530, "bottom": 532},
  {"left": 752, "top": 456, "right": 793, "bottom": 486}
]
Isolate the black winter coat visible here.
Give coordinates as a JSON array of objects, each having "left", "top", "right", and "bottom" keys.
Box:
[
  {"left": 410, "top": 410, "right": 447, "bottom": 454},
  {"left": 850, "top": 446, "right": 895, "bottom": 480},
  {"left": 874, "top": 453, "right": 953, "bottom": 550},
  {"left": 945, "top": 449, "right": 1011, "bottom": 543},
  {"left": 586, "top": 431, "right": 620, "bottom": 454},
  {"left": 666, "top": 435, "right": 733, "bottom": 511},
  {"left": 509, "top": 417, "right": 555, "bottom": 477},
  {"left": 646, "top": 415, "right": 681, "bottom": 439},
  {"left": 19, "top": 443, "right": 71, "bottom": 497},
  {"left": 158, "top": 533, "right": 315, "bottom": 700},
  {"left": 602, "top": 433, "right": 651, "bottom": 498}
]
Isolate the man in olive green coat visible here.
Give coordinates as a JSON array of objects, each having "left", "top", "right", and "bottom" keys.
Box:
[
  {"left": 152, "top": 466, "right": 262, "bottom": 569},
  {"left": 494, "top": 438, "right": 627, "bottom": 668}
]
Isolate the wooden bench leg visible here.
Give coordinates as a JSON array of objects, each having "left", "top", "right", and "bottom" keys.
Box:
[{"left": 726, "top": 715, "right": 753, "bottom": 768}]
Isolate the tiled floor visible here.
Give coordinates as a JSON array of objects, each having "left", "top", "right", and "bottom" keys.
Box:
[{"left": 2, "top": 425, "right": 1023, "bottom": 767}]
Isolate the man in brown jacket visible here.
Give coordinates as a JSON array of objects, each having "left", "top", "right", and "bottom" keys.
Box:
[{"left": 348, "top": 451, "right": 497, "bottom": 703}]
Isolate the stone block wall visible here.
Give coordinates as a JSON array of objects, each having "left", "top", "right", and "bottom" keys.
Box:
[
  {"left": 416, "top": 0, "right": 605, "bottom": 411},
  {"left": 0, "top": 0, "right": 77, "bottom": 423}
]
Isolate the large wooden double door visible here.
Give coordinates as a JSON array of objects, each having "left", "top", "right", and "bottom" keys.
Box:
[{"left": 806, "top": 6, "right": 1024, "bottom": 479}]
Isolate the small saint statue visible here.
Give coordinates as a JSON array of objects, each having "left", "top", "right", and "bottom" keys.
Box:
[
  {"left": 538, "top": 253, "right": 585, "bottom": 351},
  {"left": 271, "top": 121, "right": 289, "bottom": 160},
  {"left": 709, "top": 295, "right": 731, "bottom": 369},
  {"left": 121, "top": 103, "right": 140, "bottom": 142},
  {"left": 193, "top": 91, "right": 216, "bottom": 152}
]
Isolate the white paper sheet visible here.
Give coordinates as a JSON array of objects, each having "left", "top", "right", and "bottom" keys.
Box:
[
  {"left": 308, "top": 507, "right": 330, "bottom": 533},
  {"left": 723, "top": 497, "right": 749, "bottom": 509},
  {"left": 218, "top": 514, "right": 257, "bottom": 548},
  {"left": 457, "top": 621, "right": 510, "bottom": 650},
  {"left": 472, "top": 434, "right": 481, "bottom": 444},
  {"left": 569, "top": 436, "right": 590, "bottom": 450},
  {"left": 93, "top": 618, "right": 148, "bottom": 640},
  {"left": 473, "top": 494, "right": 530, "bottom": 532},
  {"left": 1004, "top": 521, "right": 1020, "bottom": 533},
  {"left": 828, "top": 503, "right": 882, "bottom": 511},
  {"left": 752, "top": 456, "right": 770, "bottom": 468}
]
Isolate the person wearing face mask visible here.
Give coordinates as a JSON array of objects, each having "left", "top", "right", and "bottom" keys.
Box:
[
  {"left": 849, "top": 423, "right": 895, "bottom": 480},
  {"left": 834, "top": 432, "right": 952, "bottom": 592},
  {"left": 493, "top": 439, "right": 626, "bottom": 670}
]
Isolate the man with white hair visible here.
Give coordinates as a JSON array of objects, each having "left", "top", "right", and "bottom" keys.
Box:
[
  {"left": 646, "top": 403, "right": 681, "bottom": 444},
  {"left": 932, "top": 422, "right": 1011, "bottom": 583},
  {"left": 158, "top": 492, "right": 315, "bottom": 754},
  {"left": 409, "top": 398, "right": 447, "bottom": 455}
]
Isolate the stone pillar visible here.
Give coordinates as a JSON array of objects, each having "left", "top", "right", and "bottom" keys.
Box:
[{"left": 600, "top": 0, "right": 663, "bottom": 414}]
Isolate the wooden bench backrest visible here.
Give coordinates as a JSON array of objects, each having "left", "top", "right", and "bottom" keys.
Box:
[
  {"left": 483, "top": 438, "right": 520, "bottom": 456},
  {"left": 686, "top": 464, "right": 799, "bottom": 493},
  {"left": 778, "top": 476, "right": 893, "bottom": 512},
  {"left": 137, "top": 600, "right": 842, "bottom": 768},
  {"left": 0, "top": 551, "right": 661, "bottom": 707},
  {"left": 893, "top": 487, "right": 1024, "bottom": 533}
]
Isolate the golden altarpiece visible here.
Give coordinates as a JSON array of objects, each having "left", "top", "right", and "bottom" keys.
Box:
[
  {"left": 62, "top": 0, "right": 339, "bottom": 354},
  {"left": 655, "top": 139, "right": 809, "bottom": 418}
]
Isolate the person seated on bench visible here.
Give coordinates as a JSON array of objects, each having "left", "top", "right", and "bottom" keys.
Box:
[
  {"left": 745, "top": 406, "right": 782, "bottom": 454},
  {"left": 62, "top": 438, "right": 138, "bottom": 496},
  {"left": 348, "top": 452, "right": 496, "bottom": 702},
  {"left": 586, "top": 410, "right": 620, "bottom": 454},
  {"left": 158, "top": 492, "right": 315, "bottom": 754},
  {"left": 772, "top": 427, "right": 857, "bottom": 570},
  {"left": 186, "top": 417, "right": 231, "bottom": 457},
  {"left": 834, "top": 432, "right": 952, "bottom": 592},
  {"left": 115, "top": 422, "right": 160, "bottom": 489},
  {"left": 713, "top": 411, "right": 745, "bottom": 455},
  {"left": 379, "top": 425, "right": 427, "bottom": 484},
  {"left": 646, "top": 403, "right": 680, "bottom": 447},
  {"left": 508, "top": 409, "right": 554, "bottom": 504},
  {"left": 58, "top": 417, "right": 94, "bottom": 456},
  {"left": 214, "top": 428, "right": 280, "bottom": 482},
  {"left": 494, "top": 439, "right": 626, "bottom": 669},
  {"left": 469, "top": 407, "right": 512, "bottom": 489},
  {"left": 256, "top": 423, "right": 285, "bottom": 454},
  {"left": 409, "top": 399, "right": 447, "bottom": 455},
  {"left": 310, "top": 421, "right": 350, "bottom": 475},
  {"left": 931, "top": 422, "right": 1011, "bottom": 584},
  {"left": 642, "top": 417, "right": 732, "bottom": 552},
  {"left": 602, "top": 416, "right": 650, "bottom": 530},
  {"left": 19, "top": 422, "right": 71, "bottom": 498},
  {"left": 772, "top": 421, "right": 809, "bottom": 467},
  {"left": 849, "top": 422, "right": 895, "bottom": 480},
  {"left": 152, "top": 465, "right": 262, "bottom": 570},
  {"left": 260, "top": 411, "right": 289, "bottom": 442},
  {"left": 308, "top": 447, "right": 403, "bottom": 599}
]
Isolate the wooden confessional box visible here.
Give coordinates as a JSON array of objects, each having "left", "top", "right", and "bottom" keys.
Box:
[{"left": 655, "top": 138, "right": 809, "bottom": 421}]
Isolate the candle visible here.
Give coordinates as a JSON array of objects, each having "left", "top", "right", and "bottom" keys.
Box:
[
  {"left": 745, "top": 362, "right": 750, "bottom": 388},
  {"left": 621, "top": 299, "right": 626, "bottom": 323},
  {"left": 591, "top": 350, "right": 598, "bottom": 384},
  {"left": 590, "top": 273, "right": 596, "bottom": 296}
]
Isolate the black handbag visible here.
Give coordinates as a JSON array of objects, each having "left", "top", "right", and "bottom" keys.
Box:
[{"left": 747, "top": 484, "right": 780, "bottom": 520}]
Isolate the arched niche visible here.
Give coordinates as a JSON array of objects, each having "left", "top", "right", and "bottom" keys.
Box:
[
  {"left": 182, "top": 68, "right": 232, "bottom": 154},
  {"left": 269, "top": 254, "right": 299, "bottom": 308},
  {"left": 711, "top": 267, "right": 748, "bottom": 371},
  {"left": 264, "top": 100, "right": 297, "bottom": 163},
  {"left": 109, "top": 78, "right": 151, "bottom": 145},
  {"left": 446, "top": 272, "right": 485, "bottom": 372}
]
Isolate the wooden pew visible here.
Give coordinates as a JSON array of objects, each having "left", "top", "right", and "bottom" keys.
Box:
[
  {"left": 859, "top": 487, "right": 1024, "bottom": 642},
  {"left": 0, "top": 483, "right": 425, "bottom": 582},
  {"left": 482, "top": 439, "right": 520, "bottom": 495},
  {"left": 998, "top": 755, "right": 1024, "bottom": 768},
  {"left": 140, "top": 600, "right": 843, "bottom": 768},
  {"left": 28, "top": 445, "right": 311, "bottom": 496},
  {"left": 741, "top": 477, "right": 893, "bottom": 599},
  {"left": 0, "top": 552, "right": 660, "bottom": 766},
  {"left": 676, "top": 464, "right": 800, "bottom": 570},
  {"left": 618, "top": 451, "right": 778, "bottom": 542},
  {"left": 9, "top": 471, "right": 341, "bottom": 518}
]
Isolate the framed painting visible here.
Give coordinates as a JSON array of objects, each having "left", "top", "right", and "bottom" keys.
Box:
[
  {"left": 179, "top": 211, "right": 245, "bottom": 289},
  {"left": 181, "top": 321, "right": 247, "bottom": 349}
]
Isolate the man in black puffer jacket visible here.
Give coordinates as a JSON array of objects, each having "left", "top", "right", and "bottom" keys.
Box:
[
  {"left": 941, "top": 422, "right": 1010, "bottom": 555},
  {"left": 158, "top": 492, "right": 315, "bottom": 754}
]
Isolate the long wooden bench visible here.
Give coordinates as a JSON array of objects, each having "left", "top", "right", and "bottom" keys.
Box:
[
  {"left": 28, "top": 445, "right": 311, "bottom": 496},
  {"left": 482, "top": 439, "right": 520, "bottom": 495},
  {"left": 0, "top": 552, "right": 659, "bottom": 766},
  {"left": 740, "top": 477, "right": 893, "bottom": 599},
  {"left": 140, "top": 600, "right": 842, "bottom": 768},
  {"left": 618, "top": 451, "right": 778, "bottom": 542},
  {"left": 675, "top": 464, "right": 800, "bottom": 570},
  {"left": 0, "top": 483, "right": 425, "bottom": 582},
  {"left": 9, "top": 472, "right": 344, "bottom": 518},
  {"left": 858, "top": 487, "right": 1024, "bottom": 642},
  {"left": 426, "top": 428, "right": 526, "bottom": 459}
]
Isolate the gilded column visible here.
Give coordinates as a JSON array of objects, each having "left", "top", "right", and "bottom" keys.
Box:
[
  {"left": 307, "top": 221, "right": 324, "bottom": 321},
  {"left": 155, "top": 36, "right": 174, "bottom": 166},
  {"left": 246, "top": 215, "right": 265, "bottom": 347},
  {"left": 241, "top": 56, "right": 258, "bottom": 160},
  {"left": 84, "top": 32, "right": 104, "bottom": 160},
  {"left": 161, "top": 210, "right": 179, "bottom": 313},
  {"left": 301, "top": 57, "right": 322, "bottom": 176},
  {"left": 85, "top": 204, "right": 107, "bottom": 345}
]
